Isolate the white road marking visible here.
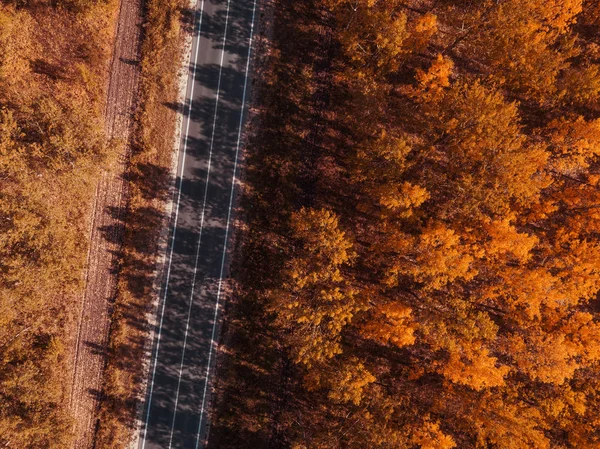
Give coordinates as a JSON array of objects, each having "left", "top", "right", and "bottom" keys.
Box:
[
  {"left": 167, "top": 0, "right": 232, "bottom": 446},
  {"left": 139, "top": 1, "right": 205, "bottom": 447},
  {"left": 195, "top": 0, "right": 258, "bottom": 446}
]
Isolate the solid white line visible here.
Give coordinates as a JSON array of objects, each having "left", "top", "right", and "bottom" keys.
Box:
[
  {"left": 167, "top": 0, "right": 232, "bottom": 446},
  {"left": 195, "top": 0, "right": 258, "bottom": 446},
  {"left": 139, "top": 1, "right": 205, "bottom": 447}
]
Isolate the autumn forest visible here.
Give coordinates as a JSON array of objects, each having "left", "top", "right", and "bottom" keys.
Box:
[
  {"left": 210, "top": 0, "right": 600, "bottom": 448},
  {"left": 0, "top": 0, "right": 183, "bottom": 444},
  {"left": 0, "top": 0, "right": 116, "bottom": 444},
  {"left": 3, "top": 0, "right": 600, "bottom": 447}
]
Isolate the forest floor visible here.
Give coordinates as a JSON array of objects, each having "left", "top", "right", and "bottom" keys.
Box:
[{"left": 69, "top": 0, "right": 142, "bottom": 445}]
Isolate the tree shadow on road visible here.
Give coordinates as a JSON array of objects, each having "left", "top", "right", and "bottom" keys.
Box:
[{"left": 206, "top": 0, "right": 344, "bottom": 447}]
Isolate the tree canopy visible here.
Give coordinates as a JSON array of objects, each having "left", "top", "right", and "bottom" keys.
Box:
[{"left": 261, "top": 0, "right": 600, "bottom": 448}]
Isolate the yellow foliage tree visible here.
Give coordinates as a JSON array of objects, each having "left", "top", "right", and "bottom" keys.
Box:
[
  {"left": 467, "top": 0, "right": 581, "bottom": 100},
  {"left": 360, "top": 301, "right": 416, "bottom": 349},
  {"left": 329, "top": 0, "right": 410, "bottom": 76},
  {"left": 403, "top": 223, "right": 476, "bottom": 290},
  {"left": 412, "top": 420, "right": 456, "bottom": 449},
  {"left": 414, "top": 54, "right": 453, "bottom": 101},
  {"left": 546, "top": 116, "right": 600, "bottom": 174},
  {"left": 441, "top": 346, "right": 510, "bottom": 391},
  {"left": 422, "top": 80, "right": 550, "bottom": 219},
  {"left": 273, "top": 208, "right": 362, "bottom": 367}
]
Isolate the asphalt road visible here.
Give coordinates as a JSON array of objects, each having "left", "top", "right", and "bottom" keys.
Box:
[{"left": 138, "top": 0, "right": 257, "bottom": 447}]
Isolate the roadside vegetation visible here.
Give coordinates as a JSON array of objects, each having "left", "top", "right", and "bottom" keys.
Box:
[
  {"left": 0, "top": 0, "right": 188, "bottom": 444},
  {"left": 0, "top": 0, "right": 118, "bottom": 446},
  {"left": 210, "top": 0, "right": 600, "bottom": 448},
  {"left": 94, "top": 0, "right": 190, "bottom": 445}
]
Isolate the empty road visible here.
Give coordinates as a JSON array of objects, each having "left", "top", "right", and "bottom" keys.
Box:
[{"left": 138, "top": 0, "right": 257, "bottom": 447}]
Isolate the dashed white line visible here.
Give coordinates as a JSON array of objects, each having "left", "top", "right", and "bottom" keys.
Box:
[
  {"left": 195, "top": 0, "right": 258, "bottom": 446},
  {"left": 139, "top": 1, "right": 205, "bottom": 447},
  {"left": 167, "top": 0, "right": 232, "bottom": 446}
]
